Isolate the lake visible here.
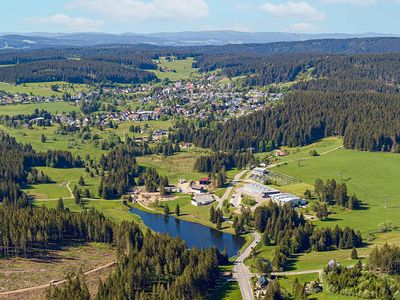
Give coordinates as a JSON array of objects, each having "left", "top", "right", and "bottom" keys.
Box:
[{"left": 130, "top": 207, "right": 245, "bottom": 257}]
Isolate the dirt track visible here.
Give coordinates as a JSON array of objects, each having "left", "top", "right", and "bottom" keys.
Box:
[{"left": 0, "top": 261, "right": 116, "bottom": 299}]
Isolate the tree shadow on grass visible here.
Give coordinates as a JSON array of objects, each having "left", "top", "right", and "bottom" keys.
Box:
[
  {"left": 208, "top": 280, "right": 239, "bottom": 300},
  {"left": 321, "top": 217, "right": 343, "bottom": 222},
  {"left": 284, "top": 254, "right": 300, "bottom": 271}
]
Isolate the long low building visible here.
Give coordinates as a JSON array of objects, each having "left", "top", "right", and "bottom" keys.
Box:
[
  {"left": 191, "top": 194, "right": 215, "bottom": 206},
  {"left": 243, "top": 183, "right": 280, "bottom": 198},
  {"left": 270, "top": 193, "right": 306, "bottom": 207}
]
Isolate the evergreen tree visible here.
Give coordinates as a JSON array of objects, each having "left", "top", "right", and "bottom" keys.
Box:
[
  {"left": 163, "top": 204, "right": 170, "bottom": 215},
  {"left": 351, "top": 247, "right": 358, "bottom": 259},
  {"left": 78, "top": 176, "right": 85, "bottom": 186},
  {"left": 74, "top": 190, "right": 81, "bottom": 205},
  {"left": 56, "top": 197, "right": 64, "bottom": 210},
  {"left": 175, "top": 204, "right": 180, "bottom": 216}
]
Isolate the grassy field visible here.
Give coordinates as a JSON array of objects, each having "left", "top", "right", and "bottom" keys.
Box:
[
  {"left": 24, "top": 167, "right": 101, "bottom": 200},
  {"left": 137, "top": 149, "right": 211, "bottom": 184},
  {"left": 210, "top": 280, "right": 242, "bottom": 300},
  {"left": 0, "top": 81, "right": 90, "bottom": 97},
  {"left": 0, "top": 101, "right": 77, "bottom": 116},
  {"left": 152, "top": 57, "right": 198, "bottom": 81},
  {"left": 0, "top": 242, "right": 115, "bottom": 292},
  {"left": 272, "top": 137, "right": 400, "bottom": 235},
  {"left": 34, "top": 198, "right": 144, "bottom": 226},
  {"left": 0, "top": 124, "right": 106, "bottom": 159},
  {"left": 0, "top": 119, "right": 174, "bottom": 161}
]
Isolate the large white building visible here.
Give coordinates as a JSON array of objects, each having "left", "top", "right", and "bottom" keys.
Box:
[
  {"left": 243, "top": 183, "right": 279, "bottom": 198},
  {"left": 270, "top": 193, "right": 306, "bottom": 207}
]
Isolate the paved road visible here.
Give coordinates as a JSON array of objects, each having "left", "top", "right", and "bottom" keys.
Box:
[
  {"left": 233, "top": 231, "right": 261, "bottom": 300},
  {"left": 217, "top": 169, "right": 248, "bottom": 209}
]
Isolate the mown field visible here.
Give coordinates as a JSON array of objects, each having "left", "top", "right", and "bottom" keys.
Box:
[
  {"left": 151, "top": 57, "right": 198, "bottom": 81},
  {"left": 24, "top": 167, "right": 101, "bottom": 200},
  {"left": 0, "top": 81, "right": 90, "bottom": 97},
  {"left": 0, "top": 101, "right": 77, "bottom": 116}
]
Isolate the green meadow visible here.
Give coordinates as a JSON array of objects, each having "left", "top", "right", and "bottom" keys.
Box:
[
  {"left": 0, "top": 81, "right": 90, "bottom": 97},
  {"left": 136, "top": 149, "right": 211, "bottom": 184},
  {"left": 24, "top": 167, "right": 101, "bottom": 200},
  {"left": 34, "top": 198, "right": 144, "bottom": 226},
  {"left": 0, "top": 101, "right": 77, "bottom": 116},
  {"left": 151, "top": 57, "right": 198, "bottom": 81},
  {"left": 0, "top": 124, "right": 106, "bottom": 159},
  {"left": 273, "top": 139, "right": 400, "bottom": 236}
]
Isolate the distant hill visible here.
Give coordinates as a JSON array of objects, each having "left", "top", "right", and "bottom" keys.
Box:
[{"left": 1, "top": 31, "right": 399, "bottom": 49}]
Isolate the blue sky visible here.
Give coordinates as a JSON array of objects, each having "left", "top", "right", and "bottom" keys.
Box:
[{"left": 1, "top": 0, "right": 400, "bottom": 34}]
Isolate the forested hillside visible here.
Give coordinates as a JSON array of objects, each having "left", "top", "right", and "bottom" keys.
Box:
[
  {"left": 0, "top": 60, "right": 157, "bottom": 84},
  {"left": 171, "top": 91, "right": 400, "bottom": 152}
]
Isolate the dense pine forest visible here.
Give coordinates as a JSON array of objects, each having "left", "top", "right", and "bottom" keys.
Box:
[
  {"left": 171, "top": 91, "right": 400, "bottom": 152},
  {"left": 0, "top": 59, "right": 157, "bottom": 84},
  {"left": 0, "top": 205, "right": 116, "bottom": 257}
]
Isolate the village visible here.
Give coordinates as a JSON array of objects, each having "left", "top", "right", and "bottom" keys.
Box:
[{"left": 0, "top": 72, "right": 283, "bottom": 126}]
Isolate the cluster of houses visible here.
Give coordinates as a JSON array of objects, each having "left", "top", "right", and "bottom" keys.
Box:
[
  {"left": 136, "top": 75, "right": 284, "bottom": 120},
  {"left": 0, "top": 92, "right": 65, "bottom": 105}
]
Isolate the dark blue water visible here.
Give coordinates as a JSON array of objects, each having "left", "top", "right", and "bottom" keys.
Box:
[{"left": 130, "top": 207, "right": 245, "bottom": 257}]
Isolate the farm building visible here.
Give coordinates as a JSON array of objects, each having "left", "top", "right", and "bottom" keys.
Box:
[
  {"left": 243, "top": 183, "right": 280, "bottom": 198},
  {"left": 199, "top": 177, "right": 210, "bottom": 185},
  {"left": 275, "top": 150, "right": 288, "bottom": 157},
  {"left": 191, "top": 194, "right": 215, "bottom": 206},
  {"left": 252, "top": 167, "right": 268, "bottom": 177},
  {"left": 190, "top": 184, "right": 206, "bottom": 194}
]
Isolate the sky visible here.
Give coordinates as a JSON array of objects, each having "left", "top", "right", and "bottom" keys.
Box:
[{"left": 1, "top": 0, "right": 400, "bottom": 34}]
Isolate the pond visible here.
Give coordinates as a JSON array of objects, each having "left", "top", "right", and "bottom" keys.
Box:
[{"left": 130, "top": 207, "right": 246, "bottom": 257}]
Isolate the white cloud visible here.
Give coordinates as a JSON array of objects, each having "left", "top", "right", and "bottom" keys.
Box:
[
  {"left": 260, "top": 1, "right": 325, "bottom": 21},
  {"left": 321, "top": 0, "right": 400, "bottom": 5},
  {"left": 24, "top": 14, "right": 103, "bottom": 31},
  {"left": 320, "top": 0, "right": 376, "bottom": 5},
  {"left": 66, "top": 0, "right": 208, "bottom": 22},
  {"left": 289, "top": 22, "right": 319, "bottom": 32}
]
